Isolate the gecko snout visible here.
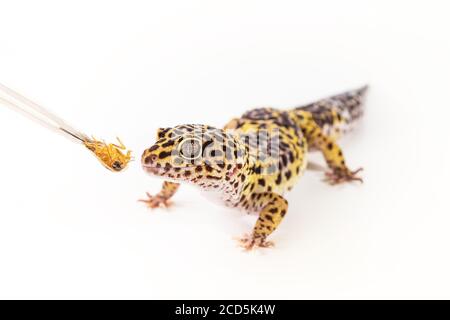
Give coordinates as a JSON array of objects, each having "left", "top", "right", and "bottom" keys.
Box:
[
  {"left": 141, "top": 150, "right": 162, "bottom": 175},
  {"left": 142, "top": 152, "right": 158, "bottom": 165}
]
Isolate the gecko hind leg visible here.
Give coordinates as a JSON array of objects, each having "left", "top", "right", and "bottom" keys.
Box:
[
  {"left": 324, "top": 167, "right": 363, "bottom": 185},
  {"left": 139, "top": 181, "right": 180, "bottom": 209},
  {"left": 318, "top": 136, "right": 363, "bottom": 185},
  {"left": 296, "top": 110, "right": 363, "bottom": 185}
]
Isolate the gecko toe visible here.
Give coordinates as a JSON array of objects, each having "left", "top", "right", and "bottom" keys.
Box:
[
  {"left": 138, "top": 193, "right": 172, "bottom": 209},
  {"left": 324, "top": 167, "right": 364, "bottom": 185},
  {"left": 235, "top": 234, "right": 275, "bottom": 251}
]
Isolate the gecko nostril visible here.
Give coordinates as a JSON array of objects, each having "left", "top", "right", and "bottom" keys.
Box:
[{"left": 145, "top": 154, "right": 158, "bottom": 164}]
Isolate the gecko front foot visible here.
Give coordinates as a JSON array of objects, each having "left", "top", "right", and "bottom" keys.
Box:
[
  {"left": 139, "top": 192, "right": 172, "bottom": 209},
  {"left": 236, "top": 234, "right": 274, "bottom": 251},
  {"left": 324, "top": 167, "right": 363, "bottom": 185}
]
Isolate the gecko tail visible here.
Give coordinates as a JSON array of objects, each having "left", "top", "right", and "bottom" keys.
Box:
[{"left": 293, "top": 85, "right": 369, "bottom": 138}]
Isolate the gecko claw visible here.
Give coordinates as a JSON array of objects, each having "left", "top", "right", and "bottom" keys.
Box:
[
  {"left": 138, "top": 192, "right": 172, "bottom": 209},
  {"left": 324, "top": 167, "right": 364, "bottom": 185},
  {"left": 235, "top": 234, "right": 274, "bottom": 251}
]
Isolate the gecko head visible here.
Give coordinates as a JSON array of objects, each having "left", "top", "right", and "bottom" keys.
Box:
[{"left": 141, "top": 124, "right": 247, "bottom": 186}]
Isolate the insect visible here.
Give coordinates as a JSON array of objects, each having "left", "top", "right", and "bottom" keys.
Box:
[
  {"left": 84, "top": 136, "right": 132, "bottom": 172},
  {"left": 140, "top": 86, "right": 367, "bottom": 250},
  {"left": 0, "top": 82, "right": 132, "bottom": 172}
]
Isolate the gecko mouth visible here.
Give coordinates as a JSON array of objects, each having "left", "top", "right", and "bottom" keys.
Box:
[
  {"left": 142, "top": 164, "right": 192, "bottom": 175},
  {"left": 142, "top": 164, "right": 164, "bottom": 175}
]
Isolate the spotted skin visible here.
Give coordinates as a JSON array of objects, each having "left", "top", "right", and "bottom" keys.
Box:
[
  {"left": 141, "top": 86, "right": 367, "bottom": 249},
  {"left": 297, "top": 86, "right": 367, "bottom": 138},
  {"left": 237, "top": 193, "right": 288, "bottom": 250}
]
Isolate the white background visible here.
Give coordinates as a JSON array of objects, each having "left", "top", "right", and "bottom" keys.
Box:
[{"left": 0, "top": 0, "right": 449, "bottom": 299}]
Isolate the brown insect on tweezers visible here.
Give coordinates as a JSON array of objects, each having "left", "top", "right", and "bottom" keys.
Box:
[{"left": 0, "top": 83, "right": 132, "bottom": 172}]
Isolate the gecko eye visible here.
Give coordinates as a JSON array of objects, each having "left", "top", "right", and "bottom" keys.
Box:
[
  {"left": 178, "top": 138, "right": 202, "bottom": 160},
  {"left": 111, "top": 161, "right": 123, "bottom": 171}
]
